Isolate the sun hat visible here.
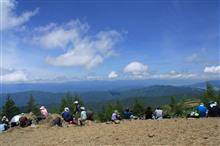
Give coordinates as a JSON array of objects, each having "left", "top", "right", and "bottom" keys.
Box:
[
  {"left": 40, "top": 106, "right": 45, "bottom": 110},
  {"left": 80, "top": 107, "right": 85, "bottom": 110},
  {"left": 74, "top": 101, "right": 79, "bottom": 104},
  {"left": 64, "top": 107, "right": 69, "bottom": 112}
]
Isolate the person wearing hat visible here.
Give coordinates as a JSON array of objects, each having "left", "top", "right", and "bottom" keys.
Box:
[
  {"left": 40, "top": 106, "right": 48, "bottom": 119},
  {"left": 62, "top": 107, "right": 74, "bottom": 123},
  {"left": 36, "top": 106, "right": 49, "bottom": 123},
  {"left": 74, "top": 101, "right": 81, "bottom": 120},
  {"left": 79, "top": 107, "right": 87, "bottom": 126},
  {"left": 1, "top": 116, "right": 9, "bottom": 130},
  {"left": 111, "top": 110, "right": 120, "bottom": 124}
]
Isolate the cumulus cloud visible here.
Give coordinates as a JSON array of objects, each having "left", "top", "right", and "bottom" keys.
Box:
[
  {"left": 33, "top": 20, "right": 89, "bottom": 49},
  {"left": 204, "top": 65, "right": 220, "bottom": 73},
  {"left": 124, "top": 61, "right": 148, "bottom": 75},
  {"left": 108, "top": 71, "right": 118, "bottom": 79},
  {"left": 0, "top": 69, "right": 28, "bottom": 83},
  {"left": 1, "top": 0, "right": 38, "bottom": 30},
  {"left": 36, "top": 20, "right": 123, "bottom": 68}
]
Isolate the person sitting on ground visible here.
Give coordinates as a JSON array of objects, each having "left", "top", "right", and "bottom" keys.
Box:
[
  {"left": 112, "top": 110, "right": 120, "bottom": 124},
  {"left": 123, "top": 108, "right": 132, "bottom": 119},
  {"left": 196, "top": 103, "right": 208, "bottom": 117},
  {"left": 10, "top": 113, "right": 24, "bottom": 127},
  {"left": 208, "top": 101, "right": 220, "bottom": 117},
  {"left": 62, "top": 107, "right": 74, "bottom": 123},
  {"left": 1, "top": 116, "right": 9, "bottom": 131},
  {"left": 145, "top": 106, "right": 153, "bottom": 119},
  {"left": 50, "top": 117, "right": 62, "bottom": 127},
  {"left": 79, "top": 107, "right": 87, "bottom": 126},
  {"left": 19, "top": 116, "right": 32, "bottom": 128},
  {"left": 36, "top": 106, "right": 49, "bottom": 123},
  {"left": 153, "top": 107, "right": 163, "bottom": 120}
]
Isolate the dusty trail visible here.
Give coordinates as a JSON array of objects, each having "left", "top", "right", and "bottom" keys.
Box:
[{"left": 0, "top": 118, "right": 220, "bottom": 146}]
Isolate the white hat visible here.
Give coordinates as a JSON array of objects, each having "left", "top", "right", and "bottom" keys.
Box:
[
  {"left": 74, "top": 101, "right": 79, "bottom": 104},
  {"left": 114, "top": 110, "right": 118, "bottom": 113},
  {"left": 40, "top": 106, "right": 45, "bottom": 110},
  {"left": 64, "top": 107, "right": 69, "bottom": 112},
  {"left": 80, "top": 107, "right": 85, "bottom": 110}
]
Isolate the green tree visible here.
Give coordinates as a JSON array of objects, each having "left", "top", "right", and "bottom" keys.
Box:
[
  {"left": 59, "top": 92, "right": 83, "bottom": 113},
  {"left": 201, "top": 83, "right": 216, "bottom": 104},
  {"left": 26, "top": 94, "right": 40, "bottom": 116},
  {"left": 132, "top": 100, "right": 144, "bottom": 117},
  {"left": 166, "top": 96, "right": 189, "bottom": 117},
  {"left": 1, "top": 96, "right": 20, "bottom": 119}
]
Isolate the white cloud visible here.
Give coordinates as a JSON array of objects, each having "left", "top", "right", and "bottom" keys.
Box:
[
  {"left": 39, "top": 20, "right": 122, "bottom": 68},
  {"left": 124, "top": 61, "right": 148, "bottom": 75},
  {"left": 150, "top": 71, "right": 196, "bottom": 79},
  {"left": 108, "top": 71, "right": 118, "bottom": 79},
  {"left": 1, "top": 0, "right": 38, "bottom": 30},
  {"left": 204, "top": 65, "right": 220, "bottom": 74},
  {"left": 33, "top": 20, "right": 89, "bottom": 49},
  {"left": 0, "top": 69, "right": 28, "bottom": 83}
]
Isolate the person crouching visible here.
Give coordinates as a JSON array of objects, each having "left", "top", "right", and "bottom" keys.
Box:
[
  {"left": 111, "top": 110, "right": 120, "bottom": 124},
  {"left": 78, "top": 107, "right": 87, "bottom": 126}
]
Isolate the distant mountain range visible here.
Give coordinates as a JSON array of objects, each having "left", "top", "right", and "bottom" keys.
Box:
[
  {"left": 0, "top": 80, "right": 219, "bottom": 111},
  {"left": 1, "top": 80, "right": 219, "bottom": 93},
  {"left": 0, "top": 85, "right": 204, "bottom": 110}
]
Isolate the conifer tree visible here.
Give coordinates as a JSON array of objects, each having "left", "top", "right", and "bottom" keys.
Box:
[{"left": 2, "top": 96, "right": 20, "bottom": 119}]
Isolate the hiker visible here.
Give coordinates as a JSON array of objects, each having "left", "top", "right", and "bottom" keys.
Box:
[
  {"left": 145, "top": 106, "right": 153, "bottom": 119},
  {"left": 50, "top": 117, "right": 62, "bottom": 127},
  {"left": 1, "top": 116, "right": 9, "bottom": 129},
  {"left": 208, "top": 101, "right": 220, "bottom": 117},
  {"left": 153, "top": 107, "right": 163, "bottom": 120},
  {"left": 62, "top": 107, "right": 74, "bottom": 123},
  {"left": 111, "top": 110, "right": 120, "bottom": 124},
  {"left": 123, "top": 108, "right": 132, "bottom": 119},
  {"left": 0, "top": 116, "right": 9, "bottom": 131},
  {"left": 36, "top": 106, "right": 48, "bottom": 123},
  {"left": 10, "top": 114, "right": 23, "bottom": 127},
  {"left": 196, "top": 103, "right": 208, "bottom": 117},
  {"left": 74, "top": 101, "right": 81, "bottom": 120},
  {"left": 79, "top": 107, "right": 87, "bottom": 126},
  {"left": 19, "top": 116, "right": 32, "bottom": 128}
]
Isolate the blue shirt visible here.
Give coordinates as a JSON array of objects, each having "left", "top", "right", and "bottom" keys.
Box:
[
  {"left": 62, "top": 111, "right": 73, "bottom": 122},
  {"left": 196, "top": 105, "right": 207, "bottom": 117},
  {"left": 123, "top": 111, "right": 132, "bottom": 119}
]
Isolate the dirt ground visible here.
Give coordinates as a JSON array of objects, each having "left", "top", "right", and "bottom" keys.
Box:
[{"left": 0, "top": 118, "right": 220, "bottom": 146}]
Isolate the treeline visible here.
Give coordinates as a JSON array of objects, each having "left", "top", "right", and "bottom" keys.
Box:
[{"left": 1, "top": 83, "right": 220, "bottom": 121}]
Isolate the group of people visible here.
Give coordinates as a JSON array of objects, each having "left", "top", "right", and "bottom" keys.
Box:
[
  {"left": 110, "top": 101, "right": 220, "bottom": 124},
  {"left": 1, "top": 100, "right": 220, "bottom": 132},
  {"left": 61, "top": 101, "right": 88, "bottom": 126},
  {"left": 188, "top": 101, "right": 220, "bottom": 118},
  {"left": 0, "top": 100, "right": 91, "bottom": 132},
  {"left": 110, "top": 107, "right": 164, "bottom": 124}
]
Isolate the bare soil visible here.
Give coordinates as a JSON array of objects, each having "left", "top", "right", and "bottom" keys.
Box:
[{"left": 0, "top": 118, "right": 220, "bottom": 146}]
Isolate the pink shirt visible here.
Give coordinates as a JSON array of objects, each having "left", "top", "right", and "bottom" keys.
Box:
[{"left": 41, "top": 109, "right": 48, "bottom": 118}]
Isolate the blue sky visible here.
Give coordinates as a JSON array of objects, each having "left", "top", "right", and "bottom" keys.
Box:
[{"left": 1, "top": 0, "right": 219, "bottom": 83}]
